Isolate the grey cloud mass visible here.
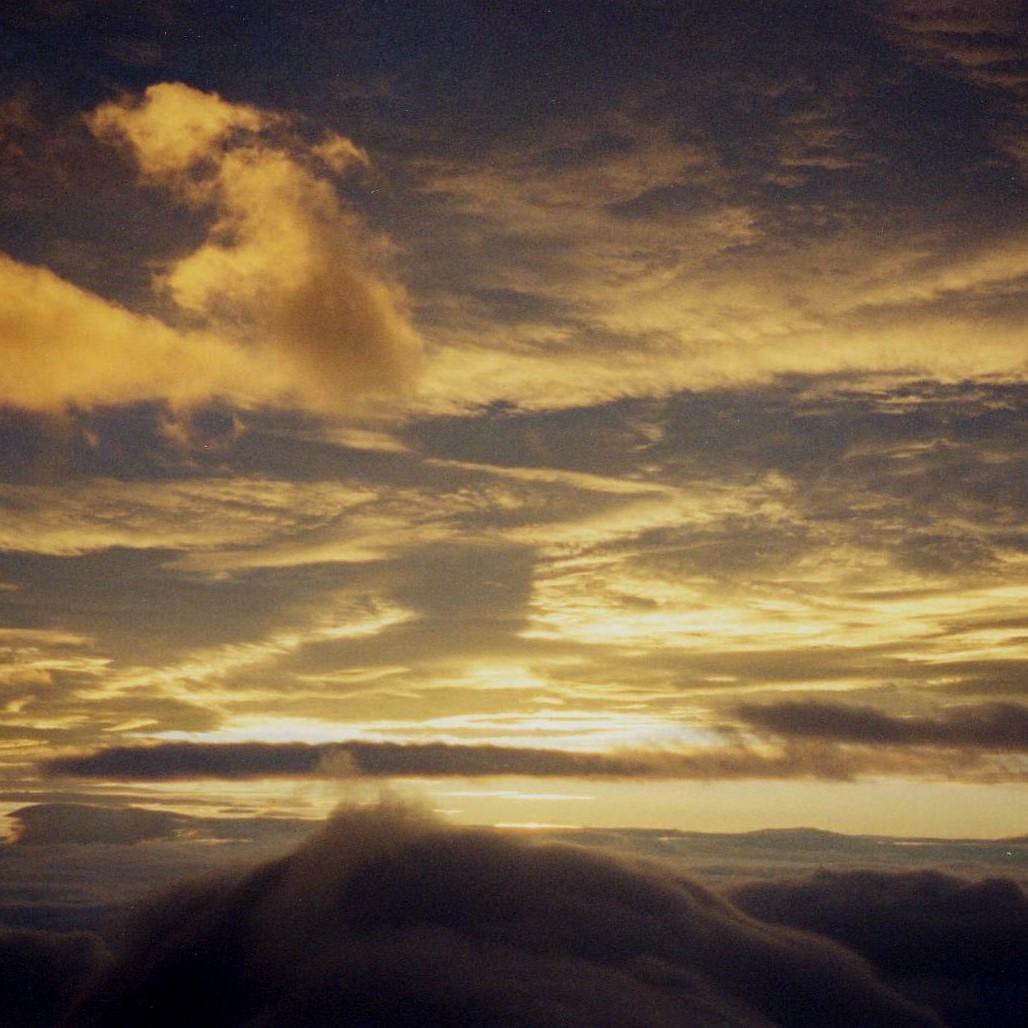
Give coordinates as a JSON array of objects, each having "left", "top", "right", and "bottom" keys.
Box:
[
  {"left": 61, "top": 803, "right": 940, "bottom": 1028},
  {"left": 7, "top": 802, "right": 187, "bottom": 846},
  {"left": 3, "top": 803, "right": 1027, "bottom": 1025},
  {"left": 40, "top": 736, "right": 1028, "bottom": 784},
  {"left": 737, "top": 701, "right": 1028, "bottom": 751},
  {"left": 0, "top": 924, "right": 109, "bottom": 1028},
  {"left": 731, "top": 868, "right": 1028, "bottom": 1028}
]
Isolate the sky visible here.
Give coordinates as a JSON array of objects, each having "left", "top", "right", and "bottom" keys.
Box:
[{"left": 1, "top": 0, "right": 1027, "bottom": 838}]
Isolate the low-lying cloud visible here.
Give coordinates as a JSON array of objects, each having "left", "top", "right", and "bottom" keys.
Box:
[
  {"left": 731, "top": 868, "right": 1028, "bottom": 1028},
  {"left": 4, "top": 803, "right": 1026, "bottom": 1025},
  {"left": 57, "top": 802, "right": 938, "bottom": 1027},
  {"left": 0, "top": 924, "right": 109, "bottom": 1028}
]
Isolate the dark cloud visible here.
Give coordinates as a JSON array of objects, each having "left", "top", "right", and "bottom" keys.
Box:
[
  {"left": 737, "top": 700, "right": 1028, "bottom": 751},
  {"left": 0, "top": 924, "right": 109, "bottom": 1028},
  {"left": 730, "top": 868, "right": 1028, "bottom": 1028},
  {"left": 40, "top": 739, "right": 761, "bottom": 780},
  {"left": 554, "top": 826, "right": 1028, "bottom": 889},
  {"left": 0, "top": 545, "right": 326, "bottom": 671},
  {"left": 41, "top": 734, "right": 1028, "bottom": 784},
  {"left": 4, "top": 806, "right": 1026, "bottom": 1025},
  {"left": 64, "top": 802, "right": 940, "bottom": 1027},
  {"left": 408, "top": 381, "right": 1028, "bottom": 528},
  {"left": 0, "top": 805, "right": 314, "bottom": 936},
  {"left": 7, "top": 803, "right": 187, "bottom": 846},
  {"left": 0, "top": 802, "right": 316, "bottom": 853},
  {"left": 41, "top": 740, "right": 619, "bottom": 780},
  {"left": 3, "top": 807, "right": 1025, "bottom": 935}
]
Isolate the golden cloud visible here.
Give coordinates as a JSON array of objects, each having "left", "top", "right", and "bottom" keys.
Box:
[
  {"left": 0, "top": 253, "right": 262, "bottom": 410},
  {"left": 410, "top": 114, "right": 1028, "bottom": 413},
  {"left": 0, "top": 476, "right": 379, "bottom": 556},
  {"left": 1, "top": 83, "right": 420, "bottom": 414}
]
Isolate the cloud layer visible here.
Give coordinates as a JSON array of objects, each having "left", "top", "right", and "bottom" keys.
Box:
[
  {"left": 40, "top": 734, "right": 1027, "bottom": 784},
  {"left": 737, "top": 700, "right": 1028, "bottom": 751},
  {"left": 0, "top": 924, "right": 109, "bottom": 1028},
  {"left": 731, "top": 867, "right": 1028, "bottom": 1028},
  {"left": 61, "top": 802, "right": 938, "bottom": 1027},
  {"left": 3, "top": 803, "right": 1025, "bottom": 1026}
]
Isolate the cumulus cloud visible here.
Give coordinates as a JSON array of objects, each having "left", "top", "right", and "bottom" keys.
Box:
[
  {"left": 1, "top": 82, "right": 420, "bottom": 414},
  {"left": 730, "top": 868, "right": 1028, "bottom": 1028},
  {"left": 737, "top": 700, "right": 1028, "bottom": 751},
  {"left": 63, "top": 802, "right": 939, "bottom": 1027},
  {"left": 87, "top": 82, "right": 267, "bottom": 180}
]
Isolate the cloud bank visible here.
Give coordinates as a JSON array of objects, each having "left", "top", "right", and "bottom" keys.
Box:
[
  {"left": 40, "top": 735, "right": 1026, "bottom": 784},
  {"left": 1, "top": 83, "right": 420, "bottom": 415},
  {"left": 4, "top": 804, "right": 1025, "bottom": 1026},
  {"left": 737, "top": 701, "right": 1028, "bottom": 751},
  {"left": 731, "top": 868, "right": 1028, "bottom": 1028},
  {"left": 60, "top": 802, "right": 938, "bottom": 1027}
]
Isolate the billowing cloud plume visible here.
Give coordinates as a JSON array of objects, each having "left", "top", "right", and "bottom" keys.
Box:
[
  {"left": 737, "top": 700, "right": 1028, "bottom": 751},
  {"left": 1, "top": 83, "right": 420, "bottom": 414},
  {"left": 63, "top": 802, "right": 939, "bottom": 1027}
]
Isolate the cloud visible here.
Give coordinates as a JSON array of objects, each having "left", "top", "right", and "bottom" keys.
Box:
[
  {"left": 730, "top": 868, "right": 1028, "bottom": 1028},
  {"left": 0, "top": 924, "right": 109, "bottom": 1028},
  {"left": 87, "top": 82, "right": 267, "bottom": 180},
  {"left": 1, "top": 801, "right": 317, "bottom": 852},
  {"left": 7, "top": 803, "right": 186, "bottom": 846},
  {"left": 877, "top": 1, "right": 1028, "bottom": 90},
  {"left": 401, "top": 56, "right": 1028, "bottom": 414},
  {"left": 0, "top": 475, "right": 381, "bottom": 557},
  {"left": 0, "top": 252, "right": 261, "bottom": 411},
  {"left": 737, "top": 700, "right": 1028, "bottom": 751},
  {"left": 64, "top": 802, "right": 939, "bottom": 1027},
  {"left": 1, "top": 82, "right": 420, "bottom": 414},
  {"left": 39, "top": 739, "right": 740, "bottom": 780},
  {"left": 39, "top": 736, "right": 1026, "bottom": 784}
]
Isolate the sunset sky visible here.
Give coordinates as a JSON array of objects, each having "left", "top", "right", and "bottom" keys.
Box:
[{"left": 1, "top": 0, "right": 1026, "bottom": 837}]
